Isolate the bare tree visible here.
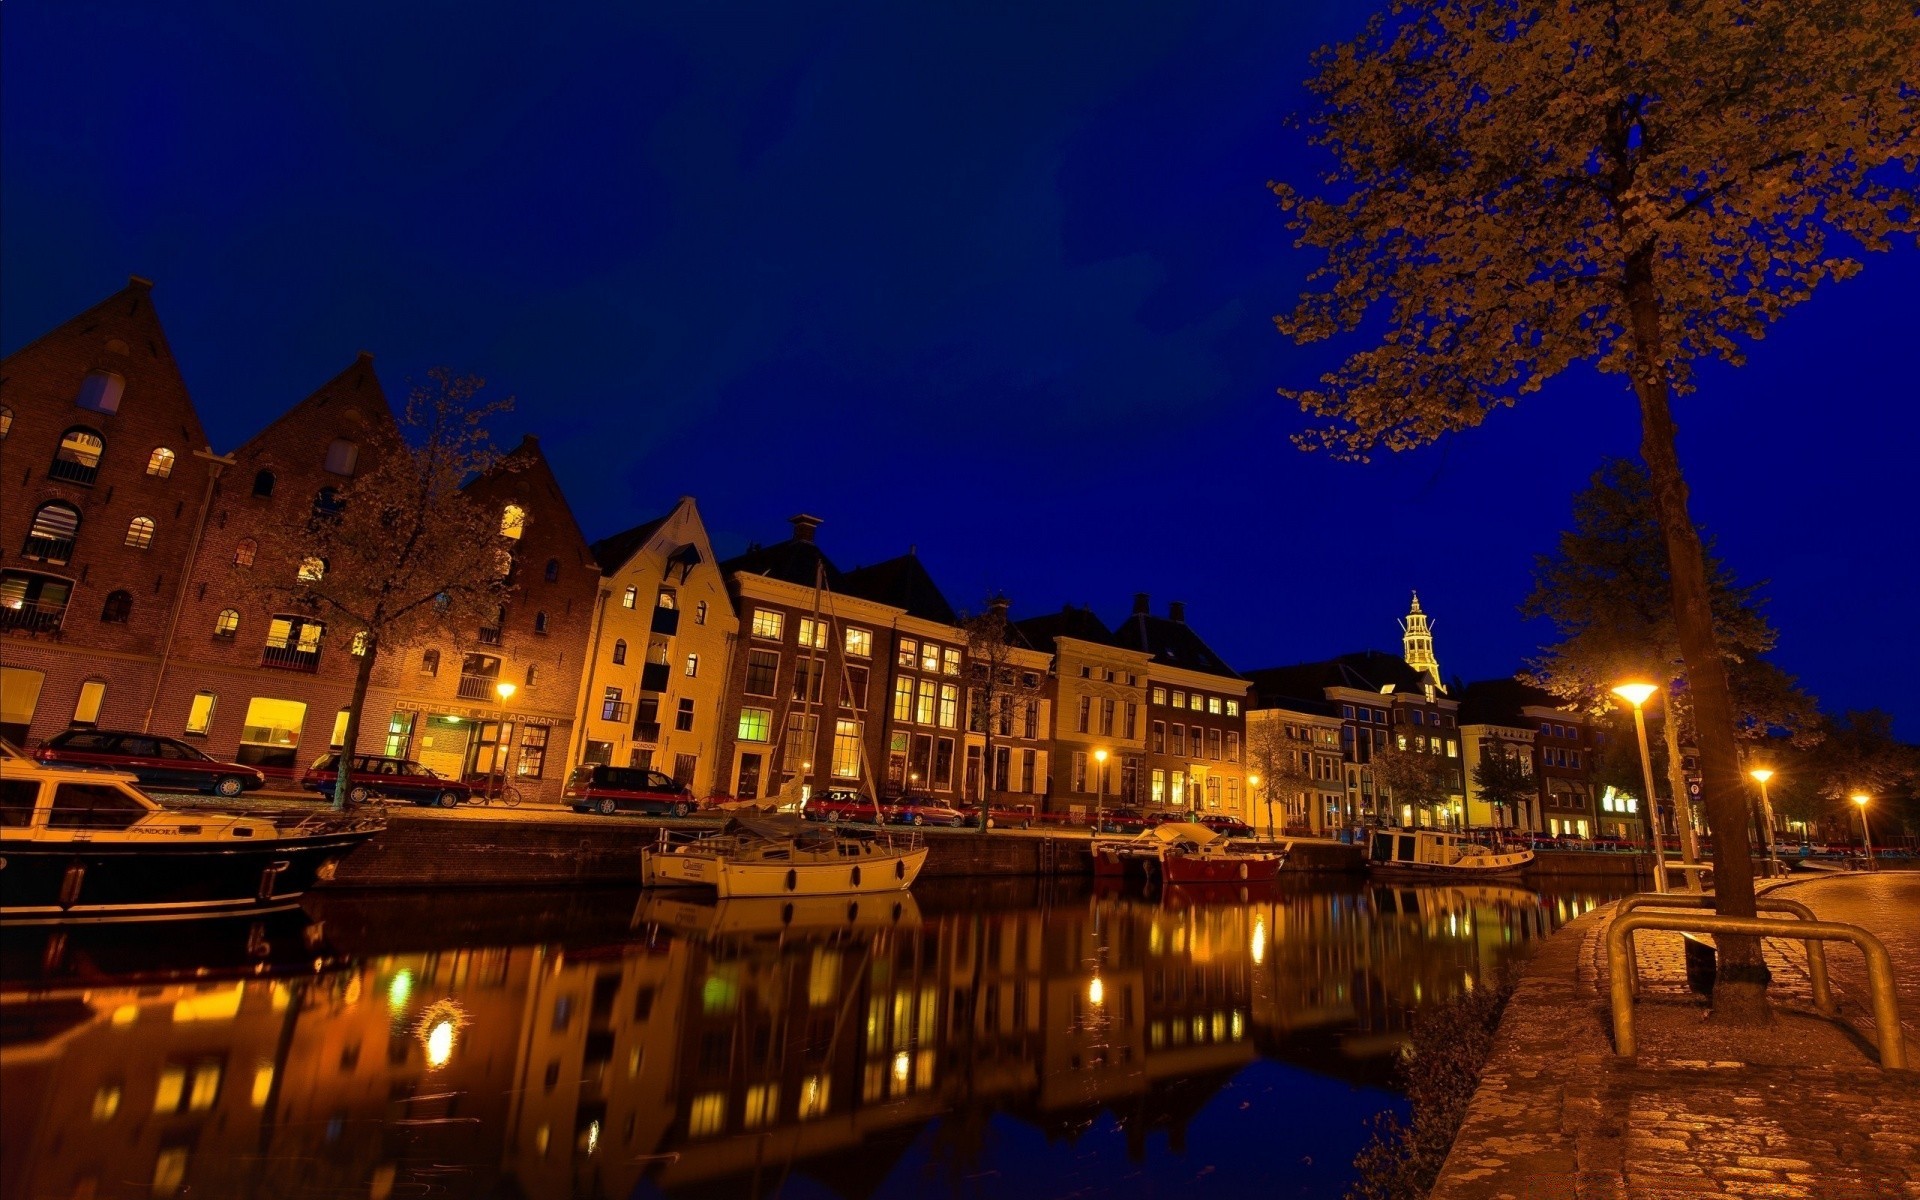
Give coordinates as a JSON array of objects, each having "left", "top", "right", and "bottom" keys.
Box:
[
  {"left": 1370, "top": 746, "right": 1457, "bottom": 829},
  {"left": 960, "top": 597, "right": 1046, "bottom": 832},
  {"left": 1246, "top": 716, "right": 1322, "bottom": 836},
  {"left": 1269, "top": 1, "right": 1918, "bottom": 1018},
  {"left": 236, "top": 370, "right": 516, "bottom": 807}
]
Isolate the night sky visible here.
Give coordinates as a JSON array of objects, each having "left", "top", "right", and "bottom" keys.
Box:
[{"left": 5, "top": 2, "right": 1915, "bottom": 735}]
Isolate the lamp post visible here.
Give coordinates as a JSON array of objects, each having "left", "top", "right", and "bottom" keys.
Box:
[
  {"left": 1611, "top": 682, "right": 1668, "bottom": 893},
  {"left": 1748, "top": 767, "right": 1778, "bottom": 875},
  {"left": 1251, "top": 772, "right": 1267, "bottom": 839},
  {"left": 1093, "top": 748, "right": 1109, "bottom": 833},
  {"left": 1852, "top": 793, "right": 1875, "bottom": 871}
]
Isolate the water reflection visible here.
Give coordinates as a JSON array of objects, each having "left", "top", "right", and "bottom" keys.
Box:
[{"left": 0, "top": 880, "right": 1613, "bottom": 1199}]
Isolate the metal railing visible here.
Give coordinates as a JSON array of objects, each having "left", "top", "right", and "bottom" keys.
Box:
[
  {"left": 47, "top": 458, "right": 98, "bottom": 486},
  {"left": 261, "top": 644, "right": 321, "bottom": 672},
  {"left": 20, "top": 536, "right": 77, "bottom": 564},
  {"left": 1606, "top": 908, "right": 1906, "bottom": 1070},
  {"left": 1614, "top": 893, "right": 1832, "bottom": 1013},
  {"left": 457, "top": 673, "right": 499, "bottom": 700},
  {"left": 0, "top": 599, "right": 68, "bottom": 634}
]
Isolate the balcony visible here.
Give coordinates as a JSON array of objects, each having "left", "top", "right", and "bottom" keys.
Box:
[
  {"left": 633, "top": 720, "right": 662, "bottom": 744},
  {"left": 47, "top": 459, "right": 98, "bottom": 487},
  {"left": 19, "top": 536, "right": 75, "bottom": 566},
  {"left": 458, "top": 673, "right": 501, "bottom": 701},
  {"left": 477, "top": 627, "right": 502, "bottom": 645},
  {"left": 0, "top": 599, "right": 68, "bottom": 636},
  {"left": 601, "top": 701, "right": 631, "bottom": 723},
  {"left": 640, "top": 662, "right": 671, "bottom": 694},
  {"left": 262, "top": 644, "right": 321, "bottom": 672},
  {"left": 650, "top": 607, "right": 680, "bottom": 636}
]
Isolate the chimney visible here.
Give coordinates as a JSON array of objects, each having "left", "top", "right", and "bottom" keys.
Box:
[
  {"left": 990, "top": 595, "right": 1010, "bottom": 616},
  {"left": 1133, "top": 593, "right": 1150, "bottom": 615},
  {"left": 1168, "top": 600, "right": 1186, "bottom": 623},
  {"left": 789, "top": 514, "right": 822, "bottom": 543}
]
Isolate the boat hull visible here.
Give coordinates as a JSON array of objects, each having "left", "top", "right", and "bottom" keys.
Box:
[
  {"left": 0, "top": 828, "right": 379, "bottom": 923},
  {"left": 645, "top": 846, "right": 928, "bottom": 898},
  {"left": 1160, "top": 853, "right": 1283, "bottom": 884},
  {"left": 1368, "top": 855, "right": 1532, "bottom": 880}
]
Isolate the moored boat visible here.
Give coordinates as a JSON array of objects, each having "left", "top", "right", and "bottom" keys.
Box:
[
  {"left": 1092, "top": 821, "right": 1286, "bottom": 883},
  {"left": 0, "top": 749, "right": 383, "bottom": 923},
  {"left": 1366, "top": 827, "right": 1532, "bottom": 878},
  {"left": 642, "top": 815, "right": 927, "bottom": 898}
]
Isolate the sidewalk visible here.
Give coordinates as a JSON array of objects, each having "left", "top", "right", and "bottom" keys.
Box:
[{"left": 1431, "top": 873, "right": 1920, "bottom": 1199}]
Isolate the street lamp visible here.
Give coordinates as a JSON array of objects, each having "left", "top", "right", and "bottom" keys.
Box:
[
  {"left": 1852, "top": 793, "right": 1875, "bottom": 871},
  {"left": 1748, "top": 767, "right": 1778, "bottom": 873},
  {"left": 1611, "top": 682, "right": 1668, "bottom": 893},
  {"left": 1093, "top": 748, "right": 1109, "bottom": 833},
  {"left": 491, "top": 681, "right": 518, "bottom": 796},
  {"left": 1250, "top": 772, "right": 1267, "bottom": 839}
]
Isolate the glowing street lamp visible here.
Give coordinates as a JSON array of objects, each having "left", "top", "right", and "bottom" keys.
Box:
[
  {"left": 1748, "top": 767, "right": 1779, "bottom": 871},
  {"left": 1093, "top": 749, "right": 1109, "bottom": 833},
  {"left": 495, "top": 681, "right": 517, "bottom": 702},
  {"left": 1852, "top": 793, "right": 1875, "bottom": 871},
  {"left": 1611, "top": 682, "right": 1668, "bottom": 893},
  {"left": 1250, "top": 772, "right": 1269, "bottom": 838}
]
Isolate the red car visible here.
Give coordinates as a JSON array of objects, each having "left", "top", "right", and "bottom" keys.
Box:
[
  {"left": 34, "top": 729, "right": 265, "bottom": 797},
  {"left": 887, "top": 795, "right": 968, "bottom": 828},
  {"left": 302, "top": 753, "right": 473, "bottom": 807},
  {"left": 565, "top": 765, "right": 698, "bottom": 817},
  {"left": 1196, "top": 813, "right": 1257, "bottom": 838},
  {"left": 802, "top": 789, "right": 884, "bottom": 823}
]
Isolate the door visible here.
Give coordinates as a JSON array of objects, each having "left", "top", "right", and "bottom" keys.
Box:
[
  {"left": 117, "top": 736, "right": 169, "bottom": 788},
  {"left": 156, "top": 739, "right": 210, "bottom": 790},
  {"left": 736, "top": 754, "right": 763, "bottom": 799}
]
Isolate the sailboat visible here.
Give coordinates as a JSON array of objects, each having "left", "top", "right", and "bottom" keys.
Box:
[{"left": 642, "top": 815, "right": 928, "bottom": 898}]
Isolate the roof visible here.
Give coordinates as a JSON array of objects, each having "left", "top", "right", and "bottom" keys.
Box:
[
  {"left": 1458, "top": 677, "right": 1570, "bottom": 726},
  {"left": 839, "top": 553, "right": 957, "bottom": 625},
  {"left": 590, "top": 513, "right": 670, "bottom": 573},
  {"left": 1244, "top": 650, "right": 1440, "bottom": 704},
  {"left": 1012, "top": 605, "right": 1121, "bottom": 651},
  {"left": 1244, "top": 685, "right": 1342, "bottom": 719},
  {"left": 720, "top": 538, "right": 844, "bottom": 590},
  {"left": 1110, "top": 610, "right": 1239, "bottom": 679}
]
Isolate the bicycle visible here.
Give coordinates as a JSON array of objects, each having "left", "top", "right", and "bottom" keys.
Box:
[{"left": 468, "top": 776, "right": 524, "bottom": 807}]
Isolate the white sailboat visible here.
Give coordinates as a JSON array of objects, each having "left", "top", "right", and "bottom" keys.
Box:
[{"left": 642, "top": 816, "right": 928, "bottom": 898}]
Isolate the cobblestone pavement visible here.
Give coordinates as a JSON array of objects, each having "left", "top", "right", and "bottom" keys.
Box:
[{"left": 1431, "top": 873, "right": 1920, "bottom": 1200}]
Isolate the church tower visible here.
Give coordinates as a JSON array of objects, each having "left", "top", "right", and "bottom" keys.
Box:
[{"left": 1400, "top": 592, "right": 1441, "bottom": 686}]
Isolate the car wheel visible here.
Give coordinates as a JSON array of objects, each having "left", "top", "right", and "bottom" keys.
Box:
[
  {"left": 911, "top": 814, "right": 925, "bottom": 827},
  {"left": 1021, "top": 820, "right": 1032, "bottom": 830},
  {"left": 827, "top": 811, "right": 840, "bottom": 823},
  {"left": 348, "top": 785, "right": 372, "bottom": 804},
  {"left": 599, "top": 797, "right": 618, "bottom": 816},
  {"left": 437, "top": 791, "right": 461, "bottom": 809},
  {"left": 985, "top": 817, "right": 996, "bottom": 829},
  {"left": 671, "top": 802, "right": 690, "bottom": 818},
  {"left": 215, "top": 776, "right": 246, "bottom": 798}
]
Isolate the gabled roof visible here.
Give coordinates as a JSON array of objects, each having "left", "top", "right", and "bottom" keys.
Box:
[
  {"left": 465, "top": 434, "right": 594, "bottom": 559},
  {"left": 590, "top": 513, "right": 670, "bottom": 574},
  {"left": 1012, "top": 605, "right": 1120, "bottom": 651},
  {"left": 231, "top": 351, "right": 396, "bottom": 453},
  {"left": 1244, "top": 650, "right": 1439, "bottom": 705},
  {"left": 839, "top": 554, "right": 957, "bottom": 625},
  {"left": 1459, "top": 677, "right": 1569, "bottom": 726},
  {"left": 1111, "top": 610, "right": 1239, "bottom": 679}
]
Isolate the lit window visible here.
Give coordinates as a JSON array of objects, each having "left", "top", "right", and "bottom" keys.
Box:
[
  {"left": 695, "top": 600, "right": 708, "bottom": 625},
  {"left": 1225, "top": 700, "right": 1240, "bottom": 717},
  {"left": 1208, "top": 696, "right": 1222, "bottom": 715},
  {"left": 798, "top": 617, "right": 828, "bottom": 649},
  {"left": 938, "top": 684, "right": 959, "bottom": 729},
  {"left": 420, "top": 649, "right": 439, "bottom": 677},
  {"left": 233, "top": 538, "right": 256, "bottom": 567},
  {"left": 751, "top": 608, "right": 785, "bottom": 640},
  {"left": 298, "top": 557, "right": 325, "bottom": 582},
  {"left": 24, "top": 501, "right": 81, "bottom": 563},
  {"left": 350, "top": 631, "right": 369, "bottom": 656},
  {"left": 146, "top": 447, "right": 176, "bottom": 477},
  {"left": 622, "top": 586, "right": 638, "bottom": 609},
  {"left": 737, "top": 708, "right": 773, "bottom": 743},
  {"left": 1151, "top": 686, "right": 1167, "bottom": 705},
  {"left": 330, "top": 708, "right": 351, "bottom": 748},
  {"left": 685, "top": 653, "right": 699, "bottom": 677},
  {"left": 214, "top": 608, "right": 240, "bottom": 638},
  {"left": 75, "top": 370, "right": 125, "bottom": 414},
  {"left": 798, "top": 1075, "right": 830, "bottom": 1119},
  {"left": 1191, "top": 693, "right": 1205, "bottom": 712},
  {"left": 744, "top": 1083, "right": 779, "bottom": 1129},
  {"left": 916, "top": 680, "right": 935, "bottom": 725},
  {"left": 892, "top": 677, "right": 914, "bottom": 722},
  {"left": 1172, "top": 690, "right": 1185, "bottom": 709},
  {"left": 845, "top": 627, "right": 872, "bottom": 657},
  {"left": 124, "top": 516, "right": 156, "bottom": 549},
  {"left": 323, "top": 439, "right": 358, "bottom": 475},
  {"left": 943, "top": 648, "right": 962, "bottom": 676},
  {"left": 897, "top": 638, "right": 917, "bottom": 668},
  {"left": 832, "top": 719, "right": 862, "bottom": 778},
  {"left": 72, "top": 679, "right": 107, "bottom": 725},
  {"left": 53, "top": 427, "right": 104, "bottom": 484},
  {"left": 920, "top": 643, "right": 940, "bottom": 673},
  {"left": 500, "top": 504, "right": 526, "bottom": 539},
  {"left": 689, "top": 1091, "right": 726, "bottom": 1138},
  {"left": 0, "top": 405, "right": 11, "bottom": 438},
  {"left": 612, "top": 639, "right": 627, "bottom": 665},
  {"left": 184, "top": 691, "right": 217, "bottom": 735}
]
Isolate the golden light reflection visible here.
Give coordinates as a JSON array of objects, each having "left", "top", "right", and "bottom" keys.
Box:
[
  {"left": 1251, "top": 917, "right": 1268, "bottom": 965},
  {"left": 387, "top": 970, "right": 414, "bottom": 1014},
  {"left": 415, "top": 998, "right": 468, "bottom": 1069},
  {"left": 891, "top": 1050, "right": 910, "bottom": 1084},
  {"left": 425, "top": 1020, "right": 455, "bottom": 1067},
  {"left": 1087, "top": 976, "right": 1105, "bottom": 1007}
]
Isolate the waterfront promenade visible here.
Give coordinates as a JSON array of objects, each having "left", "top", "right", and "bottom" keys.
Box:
[{"left": 1432, "top": 872, "right": 1920, "bottom": 1199}]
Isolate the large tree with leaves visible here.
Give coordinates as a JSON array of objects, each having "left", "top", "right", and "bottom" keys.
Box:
[
  {"left": 1270, "top": 0, "right": 1917, "bottom": 1017},
  {"left": 238, "top": 370, "right": 517, "bottom": 808}
]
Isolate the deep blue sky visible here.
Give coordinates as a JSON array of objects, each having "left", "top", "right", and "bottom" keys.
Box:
[{"left": 5, "top": 2, "right": 1914, "bottom": 734}]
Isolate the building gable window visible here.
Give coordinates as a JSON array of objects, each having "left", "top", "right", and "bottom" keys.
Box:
[
  {"left": 100, "top": 590, "right": 133, "bottom": 623},
  {"left": 323, "top": 439, "right": 358, "bottom": 476},
  {"left": 214, "top": 609, "right": 240, "bottom": 639},
  {"left": 420, "top": 649, "right": 440, "bottom": 677},
  {"left": 51, "top": 427, "right": 105, "bottom": 486},
  {"left": 252, "top": 469, "right": 275, "bottom": 498},
  {"left": 75, "top": 371, "right": 125, "bottom": 415},
  {"left": 23, "top": 502, "right": 81, "bottom": 564},
  {"left": 233, "top": 538, "right": 257, "bottom": 568},
  {"left": 533, "top": 610, "right": 549, "bottom": 635},
  {"left": 124, "top": 516, "right": 156, "bottom": 549},
  {"left": 500, "top": 504, "right": 526, "bottom": 540},
  {"left": 312, "top": 487, "right": 344, "bottom": 519},
  {"left": 146, "top": 447, "right": 176, "bottom": 477},
  {"left": 544, "top": 558, "right": 560, "bottom": 583},
  {"left": 622, "top": 586, "right": 638, "bottom": 609},
  {"left": 612, "top": 639, "right": 627, "bottom": 665}
]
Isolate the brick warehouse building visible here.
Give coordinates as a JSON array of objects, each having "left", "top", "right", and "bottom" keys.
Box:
[
  {"left": 1113, "top": 596, "right": 1252, "bottom": 824},
  {"left": 0, "top": 279, "right": 218, "bottom": 745}
]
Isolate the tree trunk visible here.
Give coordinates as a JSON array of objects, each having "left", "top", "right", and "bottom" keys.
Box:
[
  {"left": 333, "top": 638, "right": 380, "bottom": 811},
  {"left": 979, "top": 719, "right": 993, "bottom": 834},
  {"left": 1659, "top": 691, "right": 1701, "bottom": 865},
  {"left": 1623, "top": 252, "right": 1769, "bottom": 1023}
]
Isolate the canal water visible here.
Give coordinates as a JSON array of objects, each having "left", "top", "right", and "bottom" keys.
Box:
[{"left": 0, "top": 877, "right": 1620, "bottom": 1199}]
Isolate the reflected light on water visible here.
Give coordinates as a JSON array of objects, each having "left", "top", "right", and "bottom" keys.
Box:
[
  {"left": 1087, "top": 975, "right": 1105, "bottom": 1006},
  {"left": 425, "top": 1020, "right": 455, "bottom": 1067},
  {"left": 387, "top": 970, "right": 414, "bottom": 1014},
  {"left": 890, "top": 1050, "right": 910, "bottom": 1084},
  {"left": 1251, "top": 916, "right": 1268, "bottom": 965}
]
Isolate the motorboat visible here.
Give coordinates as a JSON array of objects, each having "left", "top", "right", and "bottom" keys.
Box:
[
  {"left": 1365, "top": 827, "right": 1533, "bottom": 878},
  {"left": 642, "top": 815, "right": 928, "bottom": 898},
  {"left": 1092, "top": 821, "right": 1286, "bottom": 884},
  {"left": 0, "top": 748, "right": 383, "bottom": 923}
]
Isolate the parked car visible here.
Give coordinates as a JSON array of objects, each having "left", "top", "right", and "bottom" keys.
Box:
[
  {"left": 1099, "top": 806, "right": 1160, "bottom": 834},
  {"left": 802, "top": 789, "right": 882, "bottom": 823},
  {"left": 33, "top": 729, "right": 266, "bottom": 797},
  {"left": 566, "top": 765, "right": 698, "bottom": 816},
  {"left": 958, "top": 801, "right": 1038, "bottom": 829},
  {"left": 888, "top": 796, "right": 968, "bottom": 828},
  {"left": 1196, "top": 813, "right": 1256, "bottom": 838},
  {"left": 301, "top": 754, "right": 472, "bottom": 807}
]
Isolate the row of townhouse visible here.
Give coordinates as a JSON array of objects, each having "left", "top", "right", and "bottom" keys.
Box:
[{"left": 2, "top": 280, "right": 1621, "bottom": 832}]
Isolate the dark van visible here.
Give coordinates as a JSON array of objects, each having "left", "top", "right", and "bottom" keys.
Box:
[{"left": 565, "top": 765, "right": 697, "bottom": 817}]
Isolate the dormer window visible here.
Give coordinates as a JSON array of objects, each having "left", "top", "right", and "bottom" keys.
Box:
[{"left": 323, "top": 439, "right": 358, "bottom": 476}]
